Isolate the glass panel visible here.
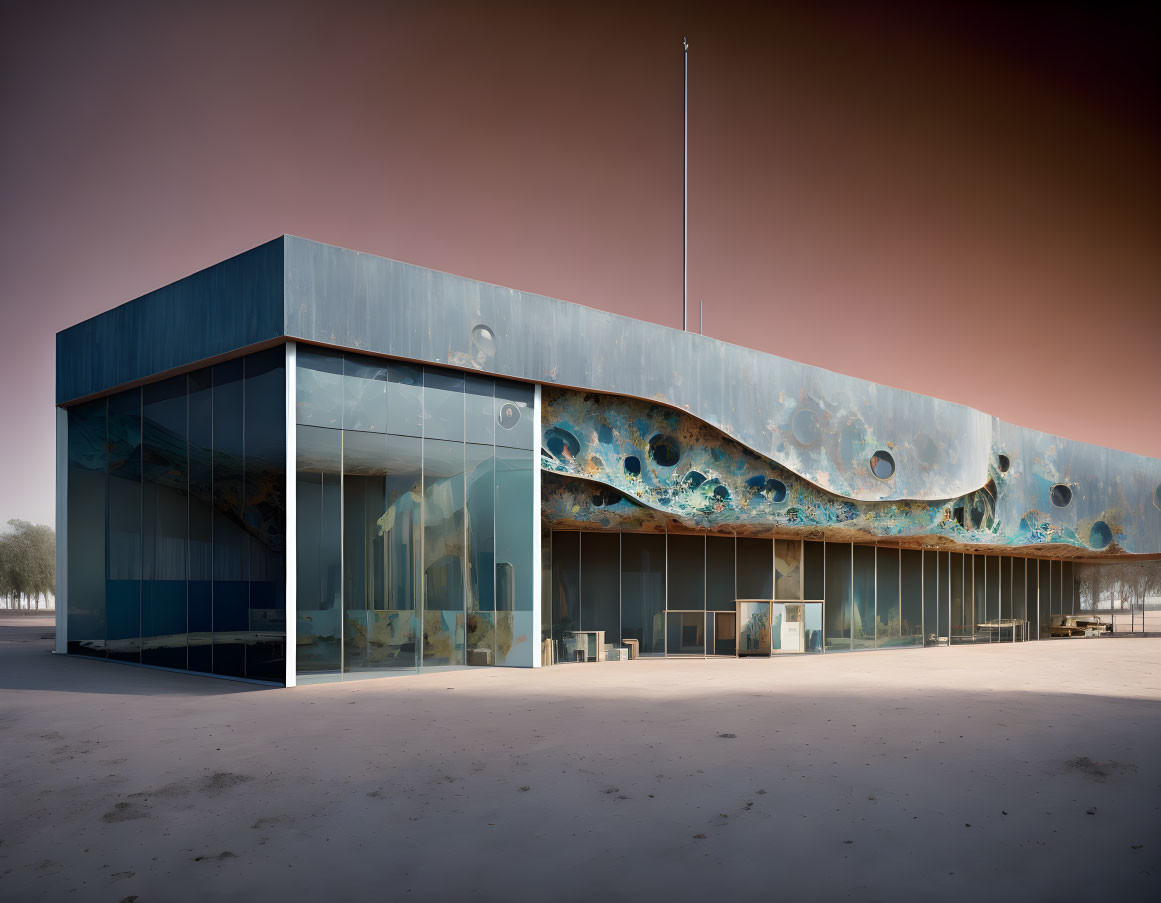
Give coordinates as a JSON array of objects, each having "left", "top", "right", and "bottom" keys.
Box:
[
  {"left": 296, "top": 425, "right": 342, "bottom": 673},
  {"left": 465, "top": 444, "right": 495, "bottom": 613},
  {"left": 712, "top": 611, "right": 736, "bottom": 655},
  {"left": 343, "top": 353, "right": 387, "bottom": 433},
  {"left": 377, "top": 434, "right": 422, "bottom": 669},
  {"left": 423, "top": 437, "right": 465, "bottom": 665},
  {"left": 667, "top": 534, "right": 705, "bottom": 610},
  {"left": 1062, "top": 561, "right": 1075, "bottom": 617},
  {"left": 244, "top": 348, "right": 286, "bottom": 682},
  {"left": 141, "top": 376, "right": 187, "bottom": 670},
  {"left": 494, "top": 379, "right": 534, "bottom": 450},
  {"left": 985, "top": 556, "right": 1000, "bottom": 643},
  {"left": 999, "top": 557, "right": 1013, "bottom": 641},
  {"left": 950, "top": 553, "right": 968, "bottom": 644},
  {"left": 620, "top": 533, "right": 665, "bottom": 656},
  {"left": 423, "top": 367, "right": 464, "bottom": 443},
  {"left": 705, "top": 536, "right": 735, "bottom": 610},
  {"left": 667, "top": 611, "right": 705, "bottom": 654},
  {"left": 106, "top": 388, "right": 141, "bottom": 664},
  {"left": 937, "top": 551, "right": 950, "bottom": 645},
  {"left": 876, "top": 548, "right": 900, "bottom": 646},
  {"left": 923, "top": 550, "right": 944, "bottom": 645},
  {"left": 773, "top": 602, "right": 806, "bottom": 653},
  {"left": 803, "top": 540, "right": 824, "bottom": 600},
  {"left": 736, "top": 537, "right": 772, "bottom": 599},
  {"left": 296, "top": 347, "right": 343, "bottom": 428},
  {"left": 775, "top": 539, "right": 802, "bottom": 600},
  {"left": 1012, "top": 558, "right": 1027, "bottom": 641},
  {"left": 825, "top": 543, "right": 852, "bottom": 651},
  {"left": 541, "top": 527, "right": 552, "bottom": 649},
  {"left": 67, "top": 399, "right": 107, "bottom": 657},
  {"left": 343, "top": 430, "right": 387, "bottom": 672},
  {"left": 212, "top": 359, "right": 247, "bottom": 677},
  {"left": 188, "top": 368, "right": 213, "bottom": 673},
  {"left": 900, "top": 549, "right": 923, "bottom": 645},
  {"left": 971, "top": 555, "right": 986, "bottom": 643},
  {"left": 581, "top": 532, "right": 620, "bottom": 641},
  {"left": 551, "top": 531, "right": 580, "bottom": 663},
  {"left": 387, "top": 361, "right": 423, "bottom": 437},
  {"left": 465, "top": 375, "right": 495, "bottom": 446},
  {"left": 1030, "top": 559, "right": 1044, "bottom": 639},
  {"left": 737, "top": 601, "right": 771, "bottom": 655},
  {"left": 495, "top": 446, "right": 533, "bottom": 613},
  {"left": 852, "top": 545, "right": 875, "bottom": 649},
  {"left": 804, "top": 602, "right": 823, "bottom": 652}
]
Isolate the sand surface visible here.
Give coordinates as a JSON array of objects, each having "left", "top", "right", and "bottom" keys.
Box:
[{"left": 1, "top": 626, "right": 1159, "bottom": 902}]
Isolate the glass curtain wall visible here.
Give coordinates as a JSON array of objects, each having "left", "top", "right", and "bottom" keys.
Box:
[
  {"left": 64, "top": 348, "right": 287, "bottom": 681},
  {"left": 295, "top": 349, "right": 535, "bottom": 676},
  {"left": 545, "top": 533, "right": 1055, "bottom": 660}
]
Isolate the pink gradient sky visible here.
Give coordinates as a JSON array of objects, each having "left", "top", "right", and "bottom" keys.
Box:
[{"left": 1, "top": 1, "right": 1159, "bottom": 528}]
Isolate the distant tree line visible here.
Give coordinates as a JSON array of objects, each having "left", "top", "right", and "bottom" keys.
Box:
[
  {"left": 0, "top": 520, "right": 56, "bottom": 610},
  {"left": 1078, "top": 561, "right": 1161, "bottom": 613}
]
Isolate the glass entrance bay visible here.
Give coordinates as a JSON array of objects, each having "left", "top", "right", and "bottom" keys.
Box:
[{"left": 294, "top": 349, "right": 536, "bottom": 677}]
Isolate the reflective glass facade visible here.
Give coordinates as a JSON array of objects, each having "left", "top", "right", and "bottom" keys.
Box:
[
  {"left": 547, "top": 532, "right": 1062, "bottom": 659},
  {"left": 65, "top": 348, "right": 286, "bottom": 681},
  {"left": 295, "top": 349, "right": 536, "bottom": 677}
]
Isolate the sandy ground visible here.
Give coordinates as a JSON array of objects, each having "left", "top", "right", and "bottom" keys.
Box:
[{"left": 1, "top": 624, "right": 1159, "bottom": 902}]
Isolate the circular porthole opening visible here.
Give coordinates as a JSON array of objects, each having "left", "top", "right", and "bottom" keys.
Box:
[
  {"left": 648, "top": 434, "right": 681, "bottom": 467},
  {"left": 684, "top": 470, "right": 707, "bottom": 489},
  {"left": 624, "top": 455, "right": 641, "bottom": 476},
  {"left": 997, "top": 454, "right": 1010, "bottom": 473},
  {"left": 1050, "top": 483, "right": 1073, "bottom": 508},
  {"left": 497, "top": 402, "right": 520, "bottom": 430},
  {"left": 870, "top": 450, "right": 895, "bottom": 480},
  {"left": 1089, "top": 521, "right": 1113, "bottom": 549},
  {"left": 712, "top": 484, "right": 730, "bottom": 502},
  {"left": 766, "top": 478, "right": 787, "bottom": 502},
  {"left": 470, "top": 323, "right": 497, "bottom": 355},
  {"left": 543, "top": 427, "right": 580, "bottom": 459},
  {"left": 915, "top": 433, "right": 938, "bottom": 466},
  {"left": 791, "top": 407, "right": 820, "bottom": 447}
]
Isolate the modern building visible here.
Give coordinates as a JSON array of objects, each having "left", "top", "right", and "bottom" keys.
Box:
[{"left": 55, "top": 236, "right": 1161, "bottom": 684}]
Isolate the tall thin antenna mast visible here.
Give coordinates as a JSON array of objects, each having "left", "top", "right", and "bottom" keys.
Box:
[{"left": 683, "top": 35, "right": 688, "bottom": 332}]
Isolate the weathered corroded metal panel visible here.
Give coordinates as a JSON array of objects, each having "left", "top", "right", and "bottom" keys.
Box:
[
  {"left": 540, "top": 387, "right": 1161, "bottom": 555},
  {"left": 56, "top": 238, "right": 285, "bottom": 404},
  {"left": 282, "top": 237, "right": 991, "bottom": 502}
]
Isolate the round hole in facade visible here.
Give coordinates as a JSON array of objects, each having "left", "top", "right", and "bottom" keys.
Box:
[
  {"left": 1050, "top": 483, "right": 1073, "bottom": 508},
  {"left": 624, "top": 455, "right": 641, "bottom": 476},
  {"left": 766, "top": 478, "right": 787, "bottom": 502},
  {"left": 712, "top": 484, "right": 730, "bottom": 501},
  {"left": 684, "top": 470, "right": 707, "bottom": 489},
  {"left": 1089, "top": 520, "right": 1112, "bottom": 549},
  {"left": 497, "top": 402, "right": 520, "bottom": 430},
  {"left": 791, "top": 407, "right": 820, "bottom": 447},
  {"left": 543, "top": 426, "right": 580, "bottom": 459},
  {"left": 470, "top": 323, "right": 497, "bottom": 356},
  {"left": 648, "top": 434, "right": 680, "bottom": 467},
  {"left": 997, "top": 453, "right": 1010, "bottom": 473},
  {"left": 869, "top": 450, "right": 895, "bottom": 480}
]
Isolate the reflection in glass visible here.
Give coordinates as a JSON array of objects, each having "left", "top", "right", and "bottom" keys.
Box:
[
  {"left": 667, "top": 611, "right": 705, "bottom": 654},
  {"left": 106, "top": 388, "right": 142, "bottom": 663},
  {"left": 551, "top": 531, "right": 580, "bottom": 663},
  {"left": 737, "top": 601, "right": 771, "bottom": 655},
  {"left": 581, "top": 532, "right": 620, "bottom": 642},
  {"left": 67, "top": 399, "right": 107, "bottom": 657},
  {"left": 142, "top": 377, "right": 187, "bottom": 670},
  {"left": 972, "top": 555, "right": 986, "bottom": 643},
  {"left": 423, "top": 438, "right": 465, "bottom": 665},
  {"left": 804, "top": 541, "right": 824, "bottom": 600},
  {"left": 949, "top": 553, "right": 968, "bottom": 644},
  {"left": 297, "top": 425, "right": 342, "bottom": 672},
  {"left": 900, "top": 550, "right": 923, "bottom": 645},
  {"left": 344, "top": 430, "right": 387, "bottom": 671},
  {"left": 495, "top": 380, "right": 535, "bottom": 450},
  {"left": 343, "top": 353, "right": 387, "bottom": 433},
  {"left": 465, "top": 376, "right": 495, "bottom": 446},
  {"left": 876, "top": 547, "right": 900, "bottom": 646},
  {"left": 736, "top": 537, "right": 773, "bottom": 599},
  {"left": 188, "top": 368, "right": 214, "bottom": 673},
  {"left": 423, "top": 368, "right": 465, "bottom": 442},
  {"left": 706, "top": 536, "right": 735, "bottom": 610},
  {"left": 212, "top": 359, "right": 247, "bottom": 677},
  {"left": 667, "top": 534, "right": 705, "bottom": 610},
  {"left": 387, "top": 362, "right": 423, "bottom": 437},
  {"left": 377, "top": 435, "right": 422, "bottom": 669},
  {"left": 775, "top": 539, "right": 802, "bottom": 600},
  {"left": 852, "top": 545, "right": 875, "bottom": 649},
  {"left": 825, "top": 543, "right": 852, "bottom": 650},
  {"left": 297, "top": 348, "right": 343, "bottom": 428},
  {"left": 620, "top": 533, "right": 664, "bottom": 655}
]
